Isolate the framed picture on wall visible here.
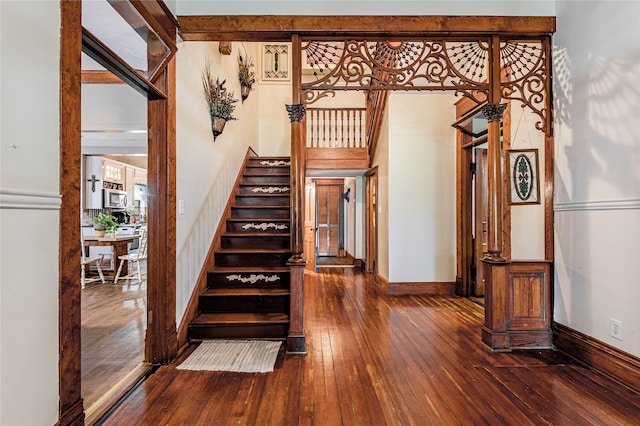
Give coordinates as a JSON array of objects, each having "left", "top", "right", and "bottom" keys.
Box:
[
  {"left": 507, "top": 149, "right": 541, "bottom": 205},
  {"left": 261, "top": 43, "right": 290, "bottom": 82}
]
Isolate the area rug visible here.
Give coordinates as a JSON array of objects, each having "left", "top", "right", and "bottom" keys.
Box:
[{"left": 177, "top": 340, "right": 282, "bottom": 373}]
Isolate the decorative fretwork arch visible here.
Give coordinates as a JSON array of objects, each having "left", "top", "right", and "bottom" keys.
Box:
[{"left": 301, "top": 36, "right": 551, "bottom": 135}]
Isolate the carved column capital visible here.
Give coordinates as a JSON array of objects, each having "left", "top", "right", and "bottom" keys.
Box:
[
  {"left": 481, "top": 103, "right": 507, "bottom": 122},
  {"left": 286, "top": 103, "right": 306, "bottom": 122}
]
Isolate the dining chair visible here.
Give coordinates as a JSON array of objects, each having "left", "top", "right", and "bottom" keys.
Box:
[
  {"left": 114, "top": 226, "right": 148, "bottom": 283},
  {"left": 81, "top": 233, "right": 105, "bottom": 289}
]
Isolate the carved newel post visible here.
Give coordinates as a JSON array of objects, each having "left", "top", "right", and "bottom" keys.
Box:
[{"left": 285, "top": 103, "right": 307, "bottom": 353}]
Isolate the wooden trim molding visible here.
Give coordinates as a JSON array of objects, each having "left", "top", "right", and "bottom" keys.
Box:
[
  {"left": 59, "top": 1, "right": 84, "bottom": 425},
  {"left": 81, "top": 70, "right": 124, "bottom": 84},
  {"left": 178, "top": 15, "right": 556, "bottom": 41},
  {"left": 387, "top": 281, "right": 456, "bottom": 297},
  {"left": 554, "top": 323, "right": 640, "bottom": 394},
  {"left": 0, "top": 190, "right": 61, "bottom": 210}
]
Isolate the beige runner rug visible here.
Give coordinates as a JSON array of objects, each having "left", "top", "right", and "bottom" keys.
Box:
[{"left": 177, "top": 340, "right": 281, "bottom": 373}]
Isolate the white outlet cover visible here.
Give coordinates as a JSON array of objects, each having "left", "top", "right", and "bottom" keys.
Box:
[{"left": 610, "top": 318, "right": 623, "bottom": 341}]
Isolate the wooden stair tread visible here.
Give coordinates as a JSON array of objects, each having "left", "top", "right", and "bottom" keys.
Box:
[
  {"left": 210, "top": 266, "right": 290, "bottom": 273},
  {"left": 226, "top": 218, "right": 289, "bottom": 222},
  {"left": 215, "top": 248, "right": 291, "bottom": 254},
  {"left": 202, "top": 288, "right": 290, "bottom": 296},
  {"left": 191, "top": 313, "right": 289, "bottom": 325},
  {"left": 232, "top": 205, "right": 289, "bottom": 209},
  {"left": 223, "top": 232, "right": 288, "bottom": 237}
]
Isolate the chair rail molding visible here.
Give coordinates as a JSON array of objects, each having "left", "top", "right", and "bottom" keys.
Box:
[
  {"left": 554, "top": 198, "right": 640, "bottom": 212},
  {"left": 0, "top": 189, "right": 62, "bottom": 210}
]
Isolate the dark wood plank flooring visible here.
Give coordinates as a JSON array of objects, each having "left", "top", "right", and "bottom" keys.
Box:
[
  {"left": 82, "top": 278, "right": 147, "bottom": 409},
  {"left": 103, "top": 268, "right": 640, "bottom": 425}
]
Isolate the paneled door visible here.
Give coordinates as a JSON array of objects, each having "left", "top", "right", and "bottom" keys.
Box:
[
  {"left": 304, "top": 183, "right": 316, "bottom": 270},
  {"left": 315, "top": 180, "right": 343, "bottom": 257}
]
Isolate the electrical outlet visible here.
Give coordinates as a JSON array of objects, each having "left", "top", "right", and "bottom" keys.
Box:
[{"left": 610, "top": 319, "right": 623, "bottom": 341}]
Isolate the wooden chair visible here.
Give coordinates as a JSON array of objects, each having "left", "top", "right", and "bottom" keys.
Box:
[
  {"left": 114, "top": 226, "right": 148, "bottom": 283},
  {"left": 81, "top": 233, "right": 105, "bottom": 289}
]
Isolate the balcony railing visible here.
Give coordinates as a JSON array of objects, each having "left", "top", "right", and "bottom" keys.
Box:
[{"left": 306, "top": 107, "right": 367, "bottom": 149}]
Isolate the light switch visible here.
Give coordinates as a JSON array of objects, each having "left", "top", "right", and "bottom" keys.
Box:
[{"left": 178, "top": 199, "right": 185, "bottom": 215}]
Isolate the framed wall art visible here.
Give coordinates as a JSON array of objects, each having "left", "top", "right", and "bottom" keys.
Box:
[
  {"left": 261, "top": 43, "right": 290, "bottom": 82},
  {"left": 507, "top": 149, "right": 541, "bottom": 205}
]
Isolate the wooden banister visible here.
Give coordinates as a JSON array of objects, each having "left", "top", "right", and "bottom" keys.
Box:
[{"left": 306, "top": 107, "right": 366, "bottom": 149}]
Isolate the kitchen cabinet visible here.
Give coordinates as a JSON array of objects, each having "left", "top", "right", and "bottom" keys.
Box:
[
  {"left": 102, "top": 158, "right": 125, "bottom": 187},
  {"left": 125, "top": 166, "right": 135, "bottom": 208},
  {"left": 133, "top": 168, "right": 147, "bottom": 185}
]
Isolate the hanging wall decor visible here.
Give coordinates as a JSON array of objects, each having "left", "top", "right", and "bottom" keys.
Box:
[
  {"left": 262, "top": 44, "right": 290, "bottom": 81},
  {"left": 238, "top": 51, "right": 256, "bottom": 102},
  {"left": 202, "top": 61, "right": 238, "bottom": 141},
  {"left": 507, "top": 149, "right": 540, "bottom": 204}
]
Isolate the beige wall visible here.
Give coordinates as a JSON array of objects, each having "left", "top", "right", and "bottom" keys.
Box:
[
  {"left": 553, "top": 0, "right": 640, "bottom": 356},
  {"left": 371, "top": 105, "right": 390, "bottom": 281},
  {"left": 175, "top": 41, "right": 260, "bottom": 322},
  {"left": 0, "top": 2, "right": 61, "bottom": 424},
  {"left": 387, "top": 92, "right": 457, "bottom": 283}
]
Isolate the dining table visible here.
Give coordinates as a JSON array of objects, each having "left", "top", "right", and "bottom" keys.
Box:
[{"left": 83, "top": 234, "right": 139, "bottom": 279}]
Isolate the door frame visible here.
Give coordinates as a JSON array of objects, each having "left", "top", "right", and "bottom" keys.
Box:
[
  {"left": 59, "top": 2, "right": 177, "bottom": 424},
  {"left": 365, "top": 167, "right": 378, "bottom": 275}
]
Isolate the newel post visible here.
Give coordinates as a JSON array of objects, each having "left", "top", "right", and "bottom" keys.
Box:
[{"left": 285, "top": 33, "right": 307, "bottom": 354}]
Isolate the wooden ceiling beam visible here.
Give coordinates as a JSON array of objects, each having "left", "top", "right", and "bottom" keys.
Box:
[{"left": 178, "top": 15, "right": 556, "bottom": 41}]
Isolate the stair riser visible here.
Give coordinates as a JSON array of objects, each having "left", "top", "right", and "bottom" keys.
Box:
[
  {"left": 221, "top": 236, "right": 290, "bottom": 250},
  {"left": 247, "top": 158, "right": 290, "bottom": 166},
  {"left": 207, "top": 272, "right": 290, "bottom": 289},
  {"left": 215, "top": 253, "right": 290, "bottom": 267},
  {"left": 226, "top": 220, "right": 290, "bottom": 234},
  {"left": 242, "top": 176, "right": 290, "bottom": 185},
  {"left": 244, "top": 168, "right": 290, "bottom": 176},
  {"left": 198, "top": 295, "right": 289, "bottom": 314},
  {"left": 235, "top": 196, "right": 290, "bottom": 207},
  {"left": 231, "top": 208, "right": 290, "bottom": 219},
  {"left": 189, "top": 324, "right": 288, "bottom": 340},
  {"left": 239, "top": 185, "right": 290, "bottom": 195}
]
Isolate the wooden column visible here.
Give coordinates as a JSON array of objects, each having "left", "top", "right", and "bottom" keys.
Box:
[
  {"left": 482, "top": 35, "right": 508, "bottom": 351},
  {"left": 286, "top": 33, "right": 307, "bottom": 354},
  {"left": 59, "top": 1, "right": 85, "bottom": 424},
  {"left": 484, "top": 35, "right": 506, "bottom": 261}
]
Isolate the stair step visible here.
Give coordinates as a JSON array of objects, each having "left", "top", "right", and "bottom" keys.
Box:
[
  {"left": 203, "top": 288, "right": 290, "bottom": 296},
  {"left": 215, "top": 249, "right": 291, "bottom": 267},
  {"left": 221, "top": 233, "right": 290, "bottom": 249},
  {"left": 188, "top": 313, "right": 289, "bottom": 339},
  {"left": 247, "top": 157, "right": 291, "bottom": 167},
  {"left": 226, "top": 219, "right": 290, "bottom": 233},
  {"left": 198, "top": 289, "right": 290, "bottom": 313},
  {"left": 231, "top": 206, "right": 290, "bottom": 219},
  {"left": 207, "top": 267, "right": 290, "bottom": 289},
  {"left": 244, "top": 167, "right": 290, "bottom": 176},
  {"left": 239, "top": 184, "right": 290, "bottom": 195},
  {"left": 242, "top": 175, "right": 290, "bottom": 184},
  {"left": 235, "top": 194, "right": 290, "bottom": 207},
  {"left": 191, "top": 312, "right": 289, "bottom": 325}
]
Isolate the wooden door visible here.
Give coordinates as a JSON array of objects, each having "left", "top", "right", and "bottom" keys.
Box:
[
  {"left": 304, "top": 183, "right": 316, "bottom": 270},
  {"left": 365, "top": 170, "right": 378, "bottom": 274},
  {"left": 315, "top": 181, "right": 343, "bottom": 256},
  {"left": 473, "top": 148, "right": 488, "bottom": 297}
]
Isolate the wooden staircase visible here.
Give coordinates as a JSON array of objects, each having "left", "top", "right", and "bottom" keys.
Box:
[{"left": 188, "top": 157, "right": 292, "bottom": 340}]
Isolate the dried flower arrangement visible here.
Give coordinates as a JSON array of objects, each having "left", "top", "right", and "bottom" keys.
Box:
[
  {"left": 238, "top": 52, "right": 256, "bottom": 102},
  {"left": 202, "top": 61, "right": 238, "bottom": 140}
]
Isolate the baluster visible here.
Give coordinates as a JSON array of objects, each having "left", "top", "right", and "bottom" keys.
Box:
[
  {"left": 340, "top": 109, "right": 344, "bottom": 148},
  {"left": 323, "top": 109, "right": 327, "bottom": 147}
]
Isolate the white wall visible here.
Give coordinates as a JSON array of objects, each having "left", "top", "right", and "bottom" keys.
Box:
[
  {"left": 509, "top": 100, "right": 546, "bottom": 260},
  {"left": 387, "top": 93, "right": 457, "bottom": 283},
  {"left": 0, "top": 2, "right": 60, "bottom": 424},
  {"left": 371, "top": 105, "right": 390, "bottom": 281},
  {"left": 175, "top": 41, "right": 260, "bottom": 323},
  {"left": 177, "top": 1, "right": 555, "bottom": 16},
  {"left": 553, "top": 0, "right": 640, "bottom": 356}
]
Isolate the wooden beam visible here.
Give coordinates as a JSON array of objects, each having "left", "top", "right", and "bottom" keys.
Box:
[
  {"left": 178, "top": 15, "right": 556, "bottom": 41},
  {"left": 82, "top": 70, "right": 124, "bottom": 84}
]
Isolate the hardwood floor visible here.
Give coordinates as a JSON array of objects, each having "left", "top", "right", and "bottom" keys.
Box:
[
  {"left": 81, "top": 277, "right": 147, "bottom": 410},
  {"left": 104, "top": 268, "right": 640, "bottom": 425}
]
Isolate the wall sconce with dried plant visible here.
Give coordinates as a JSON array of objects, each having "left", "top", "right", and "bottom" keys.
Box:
[
  {"left": 202, "top": 61, "right": 238, "bottom": 141},
  {"left": 238, "top": 51, "right": 256, "bottom": 103}
]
